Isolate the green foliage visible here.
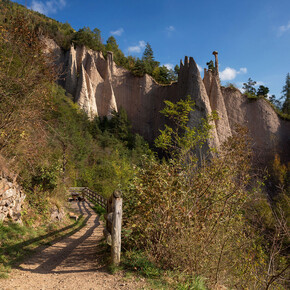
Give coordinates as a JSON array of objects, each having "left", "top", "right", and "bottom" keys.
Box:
[
  {"left": 122, "top": 250, "right": 162, "bottom": 278},
  {"left": 91, "top": 204, "right": 106, "bottom": 221},
  {"left": 130, "top": 43, "right": 178, "bottom": 84},
  {"left": 0, "top": 7, "right": 152, "bottom": 224},
  {"left": 206, "top": 60, "right": 214, "bottom": 71},
  {"left": 225, "top": 82, "right": 238, "bottom": 89},
  {"left": 243, "top": 77, "right": 257, "bottom": 95},
  {"left": 155, "top": 96, "right": 216, "bottom": 159},
  {"left": 109, "top": 108, "right": 132, "bottom": 142},
  {"left": 142, "top": 43, "right": 159, "bottom": 75},
  {"left": 245, "top": 91, "right": 259, "bottom": 99},
  {"left": 174, "top": 65, "right": 180, "bottom": 76},
  {"left": 281, "top": 72, "right": 290, "bottom": 115},
  {"left": 119, "top": 250, "right": 208, "bottom": 289},
  {"left": 123, "top": 97, "right": 288, "bottom": 288},
  {"left": 268, "top": 94, "right": 282, "bottom": 110},
  {"left": 31, "top": 164, "right": 61, "bottom": 191},
  {"left": 152, "top": 66, "right": 177, "bottom": 85},
  {"left": 0, "top": 0, "right": 75, "bottom": 50},
  {"left": 0, "top": 1, "right": 179, "bottom": 85},
  {"left": 72, "top": 27, "right": 104, "bottom": 52},
  {"left": 132, "top": 58, "right": 145, "bottom": 77},
  {"left": 257, "top": 85, "right": 269, "bottom": 97}
]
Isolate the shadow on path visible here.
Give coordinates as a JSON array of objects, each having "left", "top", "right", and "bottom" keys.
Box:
[{"left": 15, "top": 200, "right": 104, "bottom": 275}]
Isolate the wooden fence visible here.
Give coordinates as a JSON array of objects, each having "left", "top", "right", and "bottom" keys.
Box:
[{"left": 69, "top": 187, "right": 122, "bottom": 265}]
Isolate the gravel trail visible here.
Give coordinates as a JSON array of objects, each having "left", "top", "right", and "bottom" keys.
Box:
[{"left": 1, "top": 201, "right": 144, "bottom": 290}]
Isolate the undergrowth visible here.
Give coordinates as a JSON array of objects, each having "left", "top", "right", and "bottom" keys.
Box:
[
  {"left": 91, "top": 203, "right": 106, "bottom": 222},
  {"left": 122, "top": 97, "right": 289, "bottom": 288},
  {"left": 110, "top": 249, "right": 207, "bottom": 290}
]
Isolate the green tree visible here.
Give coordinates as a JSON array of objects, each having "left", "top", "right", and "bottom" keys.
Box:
[
  {"left": 154, "top": 96, "right": 215, "bottom": 159},
  {"left": 105, "top": 36, "right": 128, "bottom": 67},
  {"left": 206, "top": 60, "right": 214, "bottom": 70},
  {"left": 142, "top": 42, "right": 159, "bottom": 75},
  {"left": 72, "top": 27, "right": 103, "bottom": 51},
  {"left": 257, "top": 85, "right": 269, "bottom": 97},
  {"left": 268, "top": 94, "right": 282, "bottom": 109},
  {"left": 174, "top": 64, "right": 180, "bottom": 76},
  {"left": 281, "top": 73, "right": 290, "bottom": 115},
  {"left": 152, "top": 66, "right": 177, "bottom": 84},
  {"left": 243, "top": 78, "right": 257, "bottom": 95},
  {"left": 106, "top": 36, "right": 118, "bottom": 52},
  {"left": 142, "top": 42, "right": 154, "bottom": 62},
  {"left": 109, "top": 108, "right": 131, "bottom": 142},
  {"left": 132, "top": 59, "right": 145, "bottom": 77}
]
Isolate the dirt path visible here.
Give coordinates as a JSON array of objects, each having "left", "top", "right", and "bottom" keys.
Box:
[{"left": 1, "top": 201, "right": 145, "bottom": 290}]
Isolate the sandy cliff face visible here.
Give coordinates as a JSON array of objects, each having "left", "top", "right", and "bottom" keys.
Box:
[
  {"left": 222, "top": 87, "right": 290, "bottom": 163},
  {"left": 47, "top": 41, "right": 289, "bottom": 163}
]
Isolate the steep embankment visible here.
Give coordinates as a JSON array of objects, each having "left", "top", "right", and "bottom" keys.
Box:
[
  {"left": 45, "top": 39, "right": 290, "bottom": 163},
  {"left": 222, "top": 87, "right": 290, "bottom": 164}
]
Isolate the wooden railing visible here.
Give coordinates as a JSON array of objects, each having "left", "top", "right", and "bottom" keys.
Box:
[
  {"left": 69, "top": 187, "right": 106, "bottom": 208},
  {"left": 69, "top": 187, "right": 122, "bottom": 265}
]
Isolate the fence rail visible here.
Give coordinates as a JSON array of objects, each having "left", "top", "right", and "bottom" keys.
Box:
[
  {"left": 69, "top": 187, "right": 106, "bottom": 208},
  {"left": 68, "top": 187, "right": 122, "bottom": 265}
]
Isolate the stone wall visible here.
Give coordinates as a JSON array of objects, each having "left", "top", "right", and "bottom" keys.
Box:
[{"left": 0, "top": 164, "right": 25, "bottom": 223}]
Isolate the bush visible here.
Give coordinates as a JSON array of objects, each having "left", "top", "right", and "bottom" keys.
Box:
[{"left": 123, "top": 96, "right": 282, "bottom": 288}]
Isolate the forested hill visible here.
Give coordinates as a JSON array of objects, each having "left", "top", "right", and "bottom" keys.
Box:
[{"left": 0, "top": 0, "right": 179, "bottom": 85}]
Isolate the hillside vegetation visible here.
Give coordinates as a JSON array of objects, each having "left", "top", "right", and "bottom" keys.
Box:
[
  {"left": 0, "top": 2, "right": 289, "bottom": 288},
  {"left": 0, "top": 0, "right": 178, "bottom": 85},
  {"left": 0, "top": 6, "right": 150, "bottom": 276}
]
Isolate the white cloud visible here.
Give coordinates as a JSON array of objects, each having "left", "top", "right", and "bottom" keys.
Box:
[
  {"left": 127, "top": 40, "right": 146, "bottom": 54},
  {"left": 220, "top": 67, "right": 247, "bottom": 81},
  {"left": 31, "top": 0, "right": 66, "bottom": 15},
  {"left": 164, "top": 63, "right": 174, "bottom": 70},
  {"left": 255, "top": 81, "right": 264, "bottom": 87},
  {"left": 110, "top": 28, "right": 124, "bottom": 36},
  {"left": 166, "top": 25, "right": 175, "bottom": 32},
  {"left": 239, "top": 67, "right": 247, "bottom": 74},
  {"left": 278, "top": 21, "right": 290, "bottom": 36}
]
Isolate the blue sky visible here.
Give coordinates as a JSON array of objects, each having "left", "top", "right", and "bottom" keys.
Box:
[{"left": 13, "top": 0, "right": 290, "bottom": 98}]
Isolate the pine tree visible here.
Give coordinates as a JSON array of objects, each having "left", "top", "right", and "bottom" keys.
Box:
[
  {"left": 106, "top": 36, "right": 118, "bottom": 52},
  {"left": 142, "top": 43, "right": 154, "bottom": 62},
  {"left": 132, "top": 59, "right": 145, "bottom": 77},
  {"left": 174, "top": 65, "right": 180, "bottom": 76},
  {"left": 281, "top": 73, "right": 290, "bottom": 115},
  {"left": 142, "top": 43, "right": 159, "bottom": 75}
]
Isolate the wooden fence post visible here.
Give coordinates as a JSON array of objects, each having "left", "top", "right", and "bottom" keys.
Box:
[{"left": 111, "top": 190, "right": 122, "bottom": 265}]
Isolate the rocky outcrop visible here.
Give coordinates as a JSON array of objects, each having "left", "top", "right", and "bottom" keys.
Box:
[
  {"left": 222, "top": 86, "right": 290, "bottom": 164},
  {"left": 45, "top": 39, "right": 289, "bottom": 164},
  {"left": 178, "top": 56, "right": 220, "bottom": 152},
  {"left": 0, "top": 158, "right": 25, "bottom": 223}
]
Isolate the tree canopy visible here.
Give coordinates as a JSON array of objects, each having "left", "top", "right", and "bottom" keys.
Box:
[
  {"left": 281, "top": 73, "right": 290, "bottom": 115},
  {"left": 242, "top": 78, "right": 257, "bottom": 95},
  {"left": 257, "top": 85, "right": 269, "bottom": 97}
]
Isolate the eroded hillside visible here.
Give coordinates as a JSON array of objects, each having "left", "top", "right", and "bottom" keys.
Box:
[{"left": 45, "top": 39, "right": 290, "bottom": 164}]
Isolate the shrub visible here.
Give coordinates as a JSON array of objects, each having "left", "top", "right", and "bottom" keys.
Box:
[{"left": 123, "top": 96, "right": 274, "bottom": 288}]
